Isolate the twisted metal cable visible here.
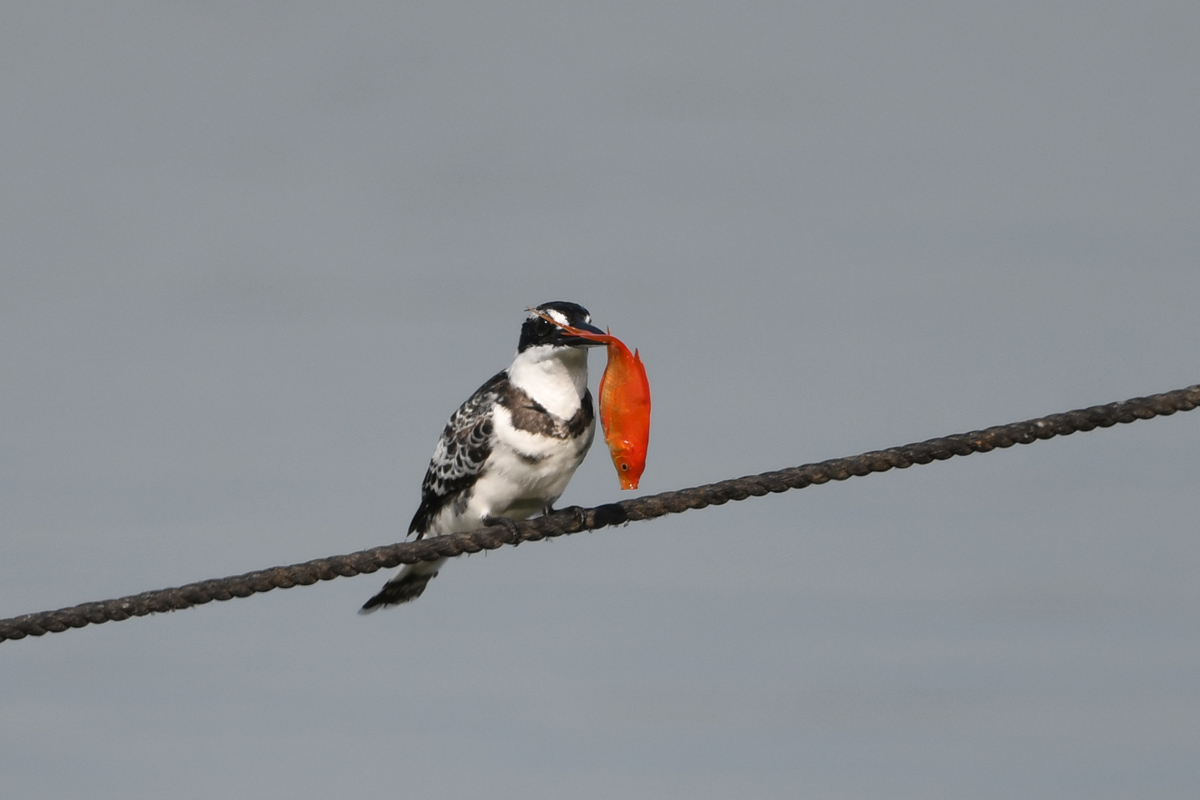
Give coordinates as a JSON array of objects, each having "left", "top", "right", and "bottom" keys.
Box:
[{"left": 3, "top": 383, "right": 1197, "bottom": 644}]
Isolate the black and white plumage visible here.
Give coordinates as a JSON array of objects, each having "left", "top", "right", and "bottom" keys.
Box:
[{"left": 360, "top": 301, "right": 605, "bottom": 611}]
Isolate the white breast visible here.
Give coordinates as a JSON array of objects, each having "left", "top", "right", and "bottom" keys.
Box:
[
  {"left": 507, "top": 345, "right": 589, "bottom": 419},
  {"left": 464, "top": 405, "right": 594, "bottom": 521}
]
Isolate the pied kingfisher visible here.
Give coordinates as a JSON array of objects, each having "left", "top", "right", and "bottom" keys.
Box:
[{"left": 361, "top": 301, "right": 605, "bottom": 611}]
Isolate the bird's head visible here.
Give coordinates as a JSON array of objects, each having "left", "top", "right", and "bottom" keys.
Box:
[{"left": 518, "top": 301, "right": 606, "bottom": 353}]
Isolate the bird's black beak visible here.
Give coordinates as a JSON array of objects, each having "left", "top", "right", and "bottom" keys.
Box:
[{"left": 562, "top": 319, "right": 607, "bottom": 347}]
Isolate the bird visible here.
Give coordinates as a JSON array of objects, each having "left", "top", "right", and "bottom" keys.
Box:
[{"left": 360, "top": 301, "right": 606, "bottom": 611}]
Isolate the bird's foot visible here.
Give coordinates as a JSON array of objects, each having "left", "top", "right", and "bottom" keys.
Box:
[
  {"left": 560, "top": 505, "right": 587, "bottom": 528},
  {"left": 542, "top": 503, "right": 585, "bottom": 524},
  {"left": 483, "top": 515, "right": 522, "bottom": 545}
]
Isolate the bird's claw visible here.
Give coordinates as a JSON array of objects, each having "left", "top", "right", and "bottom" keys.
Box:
[
  {"left": 541, "top": 503, "right": 586, "bottom": 530},
  {"left": 483, "top": 515, "right": 522, "bottom": 545},
  {"left": 558, "top": 505, "right": 587, "bottom": 528}
]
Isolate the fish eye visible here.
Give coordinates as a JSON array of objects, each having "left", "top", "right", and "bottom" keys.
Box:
[{"left": 620, "top": 463, "right": 629, "bottom": 471}]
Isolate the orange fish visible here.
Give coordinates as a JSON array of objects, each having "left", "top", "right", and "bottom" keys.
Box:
[{"left": 532, "top": 311, "right": 651, "bottom": 489}]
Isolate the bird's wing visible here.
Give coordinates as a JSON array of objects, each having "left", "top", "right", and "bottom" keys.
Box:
[{"left": 407, "top": 370, "right": 506, "bottom": 537}]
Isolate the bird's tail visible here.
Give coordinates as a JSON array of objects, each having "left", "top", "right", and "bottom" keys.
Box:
[{"left": 359, "top": 558, "right": 447, "bottom": 613}]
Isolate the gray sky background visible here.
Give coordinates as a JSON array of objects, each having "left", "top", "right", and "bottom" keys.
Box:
[{"left": 2, "top": 3, "right": 1198, "bottom": 798}]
